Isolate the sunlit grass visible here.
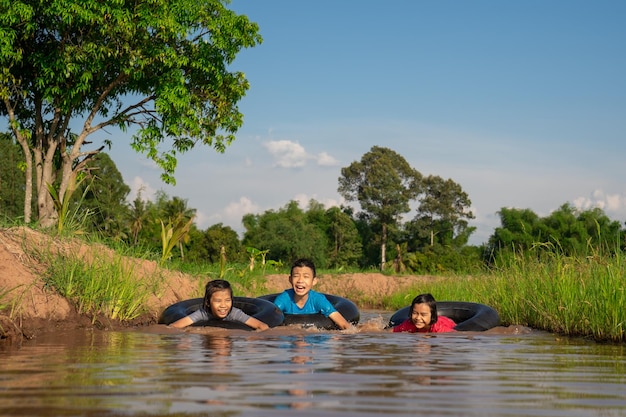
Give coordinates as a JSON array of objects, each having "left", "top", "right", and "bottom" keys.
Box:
[
  {"left": 6, "top": 225, "right": 624, "bottom": 342},
  {"left": 42, "top": 252, "right": 160, "bottom": 322},
  {"left": 381, "top": 246, "right": 625, "bottom": 342}
]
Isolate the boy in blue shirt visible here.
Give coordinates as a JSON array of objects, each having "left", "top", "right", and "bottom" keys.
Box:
[{"left": 274, "top": 258, "right": 352, "bottom": 330}]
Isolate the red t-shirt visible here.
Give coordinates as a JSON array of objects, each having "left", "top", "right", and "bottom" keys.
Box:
[{"left": 393, "top": 316, "right": 456, "bottom": 333}]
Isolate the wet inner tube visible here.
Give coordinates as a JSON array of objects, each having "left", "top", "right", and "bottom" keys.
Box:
[
  {"left": 158, "top": 296, "right": 284, "bottom": 330},
  {"left": 259, "top": 293, "right": 360, "bottom": 330},
  {"left": 388, "top": 301, "right": 500, "bottom": 332}
]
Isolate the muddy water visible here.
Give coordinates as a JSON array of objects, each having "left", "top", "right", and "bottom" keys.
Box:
[{"left": 1, "top": 313, "right": 625, "bottom": 417}]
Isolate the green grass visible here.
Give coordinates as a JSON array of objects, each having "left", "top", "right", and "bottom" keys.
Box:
[
  {"left": 41, "top": 251, "right": 160, "bottom": 322},
  {"left": 5, "top": 226, "right": 624, "bottom": 342},
  {"left": 381, "top": 247, "right": 625, "bottom": 342}
]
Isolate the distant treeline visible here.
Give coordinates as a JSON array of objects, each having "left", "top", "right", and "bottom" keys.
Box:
[{"left": 1, "top": 137, "right": 624, "bottom": 273}]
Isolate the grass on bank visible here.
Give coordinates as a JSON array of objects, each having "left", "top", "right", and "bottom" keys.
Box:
[
  {"left": 382, "top": 245, "right": 625, "bottom": 343},
  {"left": 2, "top": 226, "right": 624, "bottom": 342}
]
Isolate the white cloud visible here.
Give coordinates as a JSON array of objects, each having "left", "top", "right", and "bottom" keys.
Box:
[
  {"left": 262, "top": 140, "right": 339, "bottom": 168},
  {"left": 128, "top": 176, "right": 156, "bottom": 202},
  {"left": 316, "top": 151, "right": 340, "bottom": 166},
  {"left": 573, "top": 189, "right": 626, "bottom": 217},
  {"left": 263, "top": 140, "right": 308, "bottom": 168},
  {"left": 293, "top": 193, "right": 344, "bottom": 210},
  {"left": 194, "top": 196, "right": 261, "bottom": 232}
]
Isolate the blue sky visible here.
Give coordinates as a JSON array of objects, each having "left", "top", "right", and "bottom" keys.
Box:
[{"left": 106, "top": 0, "right": 626, "bottom": 245}]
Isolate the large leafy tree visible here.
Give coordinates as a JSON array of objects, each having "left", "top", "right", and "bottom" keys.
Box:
[
  {"left": 338, "top": 146, "right": 421, "bottom": 270},
  {"left": 1, "top": 0, "right": 261, "bottom": 226},
  {"left": 410, "top": 175, "right": 475, "bottom": 248}
]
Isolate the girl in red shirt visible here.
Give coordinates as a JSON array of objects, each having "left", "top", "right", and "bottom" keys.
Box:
[{"left": 392, "top": 293, "right": 456, "bottom": 333}]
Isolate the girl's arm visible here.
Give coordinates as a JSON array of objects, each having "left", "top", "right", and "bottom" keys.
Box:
[
  {"left": 245, "top": 316, "right": 269, "bottom": 331},
  {"left": 169, "top": 316, "right": 193, "bottom": 329}
]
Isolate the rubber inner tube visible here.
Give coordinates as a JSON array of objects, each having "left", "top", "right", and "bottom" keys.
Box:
[
  {"left": 387, "top": 301, "right": 500, "bottom": 332},
  {"left": 259, "top": 293, "right": 360, "bottom": 330},
  {"left": 158, "top": 296, "right": 284, "bottom": 330}
]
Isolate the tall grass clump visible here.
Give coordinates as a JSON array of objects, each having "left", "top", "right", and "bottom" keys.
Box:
[
  {"left": 488, "top": 242, "right": 625, "bottom": 341},
  {"left": 385, "top": 240, "right": 626, "bottom": 342},
  {"left": 383, "top": 241, "right": 625, "bottom": 342},
  {"left": 42, "top": 252, "right": 161, "bottom": 322}
]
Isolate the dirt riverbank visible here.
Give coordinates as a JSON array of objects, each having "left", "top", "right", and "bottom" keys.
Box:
[{"left": 0, "top": 227, "right": 441, "bottom": 344}]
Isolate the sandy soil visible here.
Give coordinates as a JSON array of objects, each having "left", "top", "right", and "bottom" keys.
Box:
[{"left": 0, "top": 227, "right": 440, "bottom": 344}]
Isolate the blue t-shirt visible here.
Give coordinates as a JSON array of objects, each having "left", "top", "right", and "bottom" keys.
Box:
[
  {"left": 274, "top": 289, "right": 337, "bottom": 317},
  {"left": 187, "top": 306, "right": 251, "bottom": 324}
]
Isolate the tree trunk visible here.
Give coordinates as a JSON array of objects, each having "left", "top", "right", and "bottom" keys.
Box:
[
  {"left": 380, "top": 223, "right": 387, "bottom": 271},
  {"left": 35, "top": 149, "right": 59, "bottom": 228},
  {"left": 16, "top": 136, "right": 33, "bottom": 224}
]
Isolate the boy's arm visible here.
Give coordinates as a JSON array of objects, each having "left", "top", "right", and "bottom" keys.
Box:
[
  {"left": 245, "top": 316, "right": 269, "bottom": 331},
  {"left": 328, "top": 311, "right": 352, "bottom": 330}
]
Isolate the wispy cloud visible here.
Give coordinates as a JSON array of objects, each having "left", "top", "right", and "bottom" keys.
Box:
[
  {"left": 316, "top": 151, "right": 340, "bottom": 166},
  {"left": 573, "top": 189, "right": 626, "bottom": 216},
  {"left": 263, "top": 140, "right": 339, "bottom": 168}
]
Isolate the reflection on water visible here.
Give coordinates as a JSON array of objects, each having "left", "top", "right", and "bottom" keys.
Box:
[{"left": 1, "top": 314, "right": 625, "bottom": 417}]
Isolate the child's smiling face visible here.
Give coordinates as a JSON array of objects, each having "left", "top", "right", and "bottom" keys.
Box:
[
  {"left": 410, "top": 303, "right": 433, "bottom": 330},
  {"left": 209, "top": 289, "right": 233, "bottom": 319},
  {"left": 289, "top": 266, "right": 317, "bottom": 297}
]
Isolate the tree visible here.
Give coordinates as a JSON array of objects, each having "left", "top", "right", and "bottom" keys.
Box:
[
  {"left": 338, "top": 146, "right": 421, "bottom": 270},
  {"left": 242, "top": 201, "right": 328, "bottom": 266},
  {"left": 0, "top": 133, "right": 27, "bottom": 220},
  {"left": 412, "top": 175, "right": 475, "bottom": 248},
  {"left": 487, "top": 207, "right": 540, "bottom": 255},
  {"left": 186, "top": 223, "right": 243, "bottom": 264},
  {"left": 324, "top": 206, "right": 362, "bottom": 268},
  {"left": 1, "top": 0, "right": 261, "bottom": 226},
  {"left": 73, "top": 153, "right": 130, "bottom": 238}
]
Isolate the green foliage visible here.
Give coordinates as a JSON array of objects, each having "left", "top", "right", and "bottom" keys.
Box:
[
  {"left": 408, "top": 175, "right": 475, "bottom": 249},
  {"left": 243, "top": 200, "right": 329, "bottom": 267},
  {"left": 159, "top": 215, "right": 194, "bottom": 266},
  {"left": 0, "top": 133, "right": 27, "bottom": 221},
  {"left": 185, "top": 223, "right": 244, "bottom": 264},
  {"left": 72, "top": 153, "right": 131, "bottom": 239},
  {"left": 382, "top": 243, "right": 625, "bottom": 342},
  {"left": 1, "top": 0, "right": 261, "bottom": 225},
  {"left": 324, "top": 206, "right": 362, "bottom": 268},
  {"left": 338, "top": 146, "right": 422, "bottom": 269},
  {"left": 42, "top": 252, "right": 159, "bottom": 322},
  {"left": 486, "top": 204, "right": 624, "bottom": 263},
  {"left": 46, "top": 175, "right": 92, "bottom": 236}
]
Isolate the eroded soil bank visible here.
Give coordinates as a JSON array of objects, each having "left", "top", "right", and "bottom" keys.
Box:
[{"left": 0, "top": 227, "right": 439, "bottom": 345}]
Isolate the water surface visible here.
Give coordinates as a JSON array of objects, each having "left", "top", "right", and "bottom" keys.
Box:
[{"left": 1, "top": 312, "right": 625, "bottom": 417}]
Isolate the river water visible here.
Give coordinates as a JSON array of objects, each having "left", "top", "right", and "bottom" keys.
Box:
[{"left": 1, "top": 312, "right": 625, "bottom": 417}]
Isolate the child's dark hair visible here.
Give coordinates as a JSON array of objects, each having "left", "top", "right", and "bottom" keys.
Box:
[
  {"left": 203, "top": 279, "right": 233, "bottom": 311},
  {"left": 411, "top": 293, "right": 438, "bottom": 324},
  {"left": 290, "top": 258, "right": 316, "bottom": 277}
]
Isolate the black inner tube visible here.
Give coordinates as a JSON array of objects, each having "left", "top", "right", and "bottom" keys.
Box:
[
  {"left": 259, "top": 293, "right": 360, "bottom": 330},
  {"left": 158, "top": 297, "right": 284, "bottom": 330},
  {"left": 388, "top": 301, "right": 499, "bottom": 332}
]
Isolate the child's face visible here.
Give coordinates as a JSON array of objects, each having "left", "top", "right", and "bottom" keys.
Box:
[
  {"left": 289, "top": 266, "right": 317, "bottom": 297},
  {"left": 209, "top": 289, "right": 233, "bottom": 319},
  {"left": 410, "top": 303, "right": 432, "bottom": 330}
]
